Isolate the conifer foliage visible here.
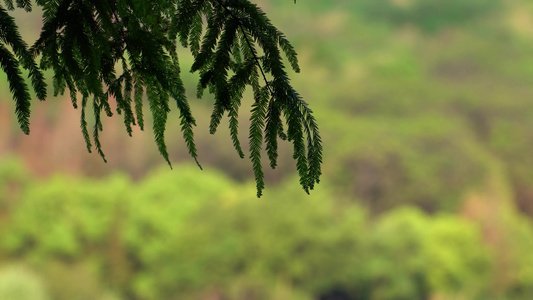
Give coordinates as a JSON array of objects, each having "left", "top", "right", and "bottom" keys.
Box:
[{"left": 1, "top": 0, "right": 322, "bottom": 196}]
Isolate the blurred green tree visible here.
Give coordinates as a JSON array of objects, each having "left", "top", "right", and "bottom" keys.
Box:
[
  {"left": 1, "top": 166, "right": 501, "bottom": 299},
  {"left": 0, "top": 0, "right": 321, "bottom": 196}
]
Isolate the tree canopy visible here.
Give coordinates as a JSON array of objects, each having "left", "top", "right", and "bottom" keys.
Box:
[{"left": 0, "top": 0, "right": 321, "bottom": 196}]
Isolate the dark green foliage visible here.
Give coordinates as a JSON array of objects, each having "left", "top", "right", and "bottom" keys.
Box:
[
  {"left": 0, "top": 4, "right": 46, "bottom": 134},
  {"left": 0, "top": 43, "right": 31, "bottom": 134},
  {"left": 0, "top": 0, "right": 321, "bottom": 195}
]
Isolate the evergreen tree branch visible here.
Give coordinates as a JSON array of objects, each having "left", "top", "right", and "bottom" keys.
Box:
[
  {"left": 211, "top": 0, "right": 274, "bottom": 97},
  {"left": 0, "top": 43, "right": 31, "bottom": 134},
  {"left": 1, "top": 0, "right": 322, "bottom": 196}
]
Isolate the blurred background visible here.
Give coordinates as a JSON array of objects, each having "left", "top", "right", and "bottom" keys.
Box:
[{"left": 1, "top": 0, "right": 533, "bottom": 299}]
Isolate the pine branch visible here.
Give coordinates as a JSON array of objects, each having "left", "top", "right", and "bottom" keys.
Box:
[
  {"left": 146, "top": 79, "right": 172, "bottom": 168},
  {"left": 2, "top": 0, "right": 322, "bottom": 196},
  {"left": 0, "top": 6, "right": 47, "bottom": 100},
  {"left": 0, "top": 43, "right": 31, "bottom": 134},
  {"left": 249, "top": 84, "right": 268, "bottom": 197},
  {"left": 133, "top": 75, "right": 145, "bottom": 130},
  {"left": 211, "top": 0, "right": 274, "bottom": 96},
  {"left": 3, "top": 0, "right": 14, "bottom": 10},
  {"left": 93, "top": 95, "right": 108, "bottom": 163},
  {"left": 80, "top": 93, "right": 92, "bottom": 152},
  {"left": 227, "top": 60, "right": 254, "bottom": 158}
]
